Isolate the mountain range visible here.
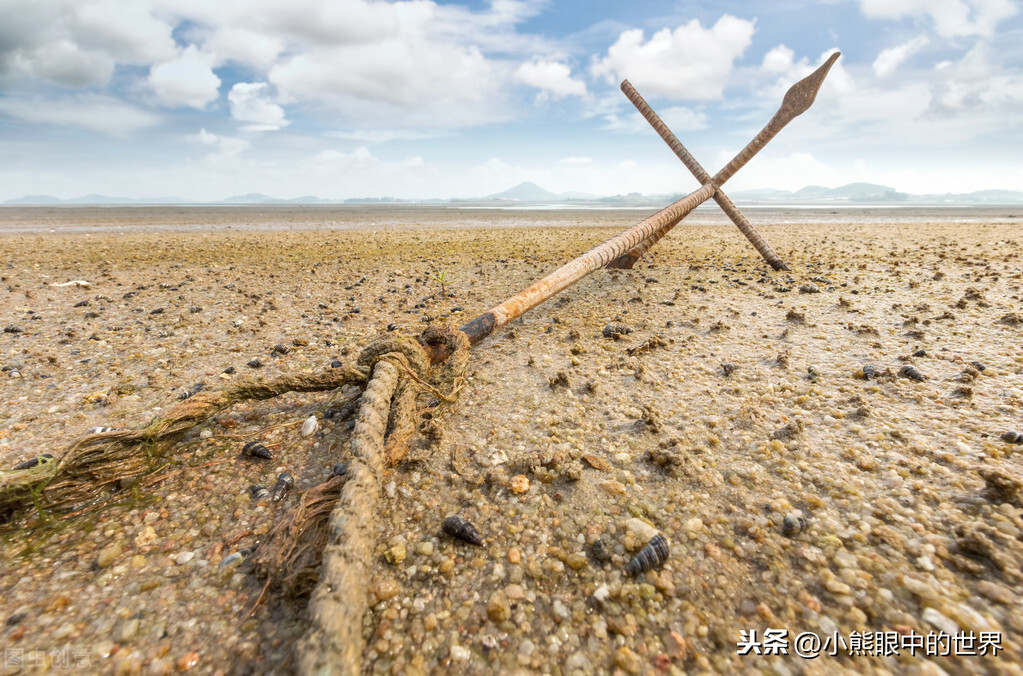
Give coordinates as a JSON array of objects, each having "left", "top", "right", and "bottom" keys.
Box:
[{"left": 4, "top": 181, "right": 1023, "bottom": 206}]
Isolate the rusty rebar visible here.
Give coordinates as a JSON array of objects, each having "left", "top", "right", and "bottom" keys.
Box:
[
  {"left": 611, "top": 51, "right": 840, "bottom": 269},
  {"left": 617, "top": 80, "right": 789, "bottom": 271},
  {"left": 459, "top": 183, "right": 715, "bottom": 345}
]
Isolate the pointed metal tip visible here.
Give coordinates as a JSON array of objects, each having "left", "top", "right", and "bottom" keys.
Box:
[{"left": 778, "top": 52, "right": 841, "bottom": 122}]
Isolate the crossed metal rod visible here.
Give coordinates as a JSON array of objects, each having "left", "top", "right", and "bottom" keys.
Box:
[{"left": 459, "top": 52, "right": 840, "bottom": 346}]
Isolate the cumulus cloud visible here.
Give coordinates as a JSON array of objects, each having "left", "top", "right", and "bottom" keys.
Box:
[
  {"left": 591, "top": 16, "right": 755, "bottom": 100},
  {"left": 228, "top": 82, "right": 288, "bottom": 131},
  {"left": 0, "top": 93, "right": 160, "bottom": 137},
  {"left": 873, "top": 36, "right": 929, "bottom": 78},
  {"left": 149, "top": 46, "right": 221, "bottom": 109},
  {"left": 515, "top": 58, "right": 587, "bottom": 100},
  {"left": 204, "top": 27, "right": 284, "bottom": 70},
  {"left": 859, "top": 0, "right": 1018, "bottom": 38},
  {"left": 190, "top": 128, "right": 251, "bottom": 165},
  {"left": 30, "top": 40, "right": 114, "bottom": 88}
]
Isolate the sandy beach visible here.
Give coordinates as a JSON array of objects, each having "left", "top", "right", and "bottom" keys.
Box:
[{"left": 1, "top": 205, "right": 1022, "bottom": 675}]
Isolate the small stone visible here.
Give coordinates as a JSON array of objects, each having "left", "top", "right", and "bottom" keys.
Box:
[
  {"left": 450, "top": 645, "right": 470, "bottom": 662},
  {"left": 684, "top": 517, "right": 704, "bottom": 533},
  {"left": 487, "top": 591, "right": 511, "bottom": 622},
  {"left": 552, "top": 599, "right": 570, "bottom": 621},
  {"left": 417, "top": 541, "right": 434, "bottom": 557},
  {"left": 370, "top": 578, "right": 400, "bottom": 603},
  {"left": 613, "top": 645, "right": 643, "bottom": 674},
  {"left": 509, "top": 474, "right": 530, "bottom": 494},
  {"left": 600, "top": 480, "right": 626, "bottom": 496},
  {"left": 625, "top": 518, "right": 658, "bottom": 541},
  {"left": 96, "top": 543, "right": 123, "bottom": 569},
  {"left": 565, "top": 552, "right": 588, "bottom": 570},
  {"left": 384, "top": 544, "right": 406, "bottom": 565},
  {"left": 175, "top": 651, "right": 200, "bottom": 671},
  {"left": 922, "top": 608, "right": 959, "bottom": 635},
  {"left": 174, "top": 551, "right": 195, "bottom": 566},
  {"left": 119, "top": 618, "right": 139, "bottom": 641},
  {"left": 976, "top": 580, "right": 1016, "bottom": 605}
]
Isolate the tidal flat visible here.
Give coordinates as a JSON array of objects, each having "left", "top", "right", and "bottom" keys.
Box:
[{"left": 1, "top": 205, "right": 1021, "bottom": 674}]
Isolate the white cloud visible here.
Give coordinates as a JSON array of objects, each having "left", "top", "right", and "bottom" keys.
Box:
[
  {"left": 603, "top": 105, "right": 707, "bottom": 135},
  {"left": 205, "top": 27, "right": 283, "bottom": 70},
  {"left": 149, "top": 46, "right": 221, "bottom": 109},
  {"left": 72, "top": 0, "right": 177, "bottom": 64},
  {"left": 858, "top": 0, "right": 1018, "bottom": 38},
  {"left": 591, "top": 16, "right": 755, "bottom": 100},
  {"left": 31, "top": 40, "right": 114, "bottom": 88},
  {"left": 190, "top": 128, "right": 250, "bottom": 165},
  {"left": 515, "top": 58, "right": 587, "bottom": 100},
  {"left": 873, "top": 36, "right": 929, "bottom": 78},
  {"left": 228, "top": 82, "right": 288, "bottom": 131},
  {"left": 0, "top": 94, "right": 159, "bottom": 137}
]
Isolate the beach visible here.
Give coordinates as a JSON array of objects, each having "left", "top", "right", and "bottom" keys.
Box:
[{"left": 1, "top": 205, "right": 1022, "bottom": 674}]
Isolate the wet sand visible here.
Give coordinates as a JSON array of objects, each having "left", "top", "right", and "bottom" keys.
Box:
[{"left": 1, "top": 206, "right": 1022, "bottom": 675}]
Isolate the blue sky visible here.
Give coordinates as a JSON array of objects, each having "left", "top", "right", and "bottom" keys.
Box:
[{"left": 0, "top": 0, "right": 1020, "bottom": 200}]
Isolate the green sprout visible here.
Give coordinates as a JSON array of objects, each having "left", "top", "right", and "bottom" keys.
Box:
[{"left": 434, "top": 269, "right": 449, "bottom": 297}]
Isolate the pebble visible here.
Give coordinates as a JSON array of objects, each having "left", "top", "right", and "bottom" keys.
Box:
[
  {"left": 96, "top": 543, "right": 122, "bottom": 569},
  {"left": 370, "top": 579, "right": 400, "bottom": 603},
  {"left": 613, "top": 645, "right": 643, "bottom": 674},
  {"left": 174, "top": 551, "right": 195, "bottom": 566},
  {"left": 922, "top": 607, "right": 959, "bottom": 635},
  {"left": 384, "top": 544, "right": 406, "bottom": 565},
  {"left": 509, "top": 474, "right": 530, "bottom": 494},
  {"left": 625, "top": 517, "right": 658, "bottom": 541},
  {"left": 976, "top": 580, "right": 1016, "bottom": 605},
  {"left": 487, "top": 591, "right": 511, "bottom": 622}
]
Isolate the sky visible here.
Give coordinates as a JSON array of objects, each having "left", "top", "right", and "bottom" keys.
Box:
[{"left": 0, "top": 0, "right": 1021, "bottom": 201}]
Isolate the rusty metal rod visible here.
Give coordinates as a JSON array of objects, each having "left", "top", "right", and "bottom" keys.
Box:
[
  {"left": 459, "top": 183, "right": 715, "bottom": 345},
  {"left": 617, "top": 79, "right": 789, "bottom": 271},
  {"left": 609, "top": 51, "right": 840, "bottom": 269}
]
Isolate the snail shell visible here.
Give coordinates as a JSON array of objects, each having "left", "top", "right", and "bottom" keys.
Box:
[
  {"left": 300, "top": 415, "right": 319, "bottom": 437},
  {"left": 1001, "top": 431, "right": 1023, "bottom": 444},
  {"left": 271, "top": 472, "right": 294, "bottom": 503},
  {"left": 332, "top": 461, "right": 350, "bottom": 476},
  {"left": 13, "top": 454, "right": 55, "bottom": 470},
  {"left": 591, "top": 538, "right": 613, "bottom": 563},
  {"left": 626, "top": 534, "right": 669, "bottom": 575},
  {"left": 248, "top": 484, "right": 270, "bottom": 500},
  {"left": 242, "top": 441, "right": 273, "bottom": 459},
  {"left": 443, "top": 515, "right": 483, "bottom": 546},
  {"left": 899, "top": 364, "right": 925, "bottom": 382},
  {"left": 861, "top": 365, "right": 878, "bottom": 380},
  {"left": 781, "top": 515, "right": 809, "bottom": 538}
]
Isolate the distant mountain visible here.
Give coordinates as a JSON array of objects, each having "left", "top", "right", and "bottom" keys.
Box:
[
  {"left": 483, "top": 181, "right": 559, "bottom": 201},
  {"left": 3, "top": 194, "right": 61, "bottom": 205},
  {"left": 222, "top": 193, "right": 288, "bottom": 204},
  {"left": 4, "top": 183, "right": 1023, "bottom": 206}
]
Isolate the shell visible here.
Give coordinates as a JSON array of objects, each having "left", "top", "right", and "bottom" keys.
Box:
[
  {"left": 247, "top": 359, "right": 263, "bottom": 368},
  {"left": 602, "top": 323, "right": 633, "bottom": 339},
  {"left": 807, "top": 365, "right": 820, "bottom": 380},
  {"left": 591, "top": 538, "right": 613, "bottom": 563},
  {"left": 1001, "top": 431, "right": 1023, "bottom": 444},
  {"left": 781, "top": 514, "right": 809, "bottom": 538},
  {"left": 626, "top": 534, "right": 669, "bottom": 575},
  {"left": 900, "top": 364, "right": 926, "bottom": 382},
  {"left": 13, "top": 454, "right": 54, "bottom": 470},
  {"left": 332, "top": 461, "right": 350, "bottom": 476},
  {"left": 443, "top": 515, "right": 483, "bottom": 545},
  {"left": 86, "top": 426, "right": 118, "bottom": 435},
  {"left": 721, "top": 363, "right": 737, "bottom": 377},
  {"left": 971, "top": 361, "right": 986, "bottom": 372},
  {"left": 271, "top": 472, "right": 294, "bottom": 503},
  {"left": 272, "top": 343, "right": 290, "bottom": 355},
  {"left": 177, "top": 383, "right": 205, "bottom": 400},
  {"left": 861, "top": 364, "right": 878, "bottom": 380},
  {"left": 330, "top": 359, "right": 344, "bottom": 369},
  {"left": 248, "top": 484, "right": 270, "bottom": 500},
  {"left": 300, "top": 415, "right": 319, "bottom": 437},
  {"left": 242, "top": 441, "right": 273, "bottom": 460},
  {"left": 218, "top": 551, "right": 246, "bottom": 572}
]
